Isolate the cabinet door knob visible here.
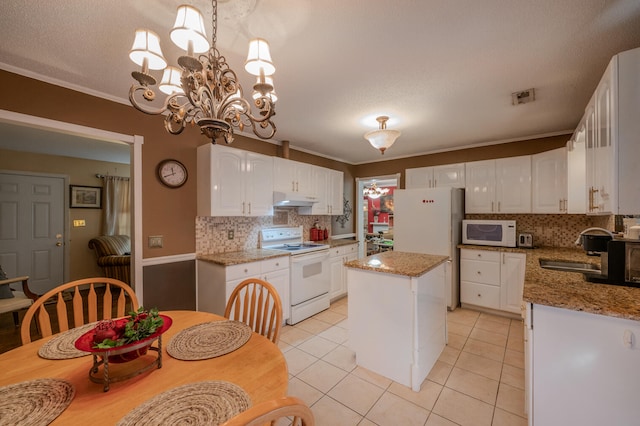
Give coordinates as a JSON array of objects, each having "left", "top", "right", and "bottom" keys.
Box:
[
  {"left": 477, "top": 293, "right": 482, "bottom": 297},
  {"left": 476, "top": 271, "right": 481, "bottom": 275},
  {"left": 244, "top": 268, "right": 248, "bottom": 273}
]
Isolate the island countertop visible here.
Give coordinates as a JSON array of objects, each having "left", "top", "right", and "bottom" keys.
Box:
[
  {"left": 460, "top": 244, "right": 640, "bottom": 321},
  {"left": 197, "top": 249, "right": 289, "bottom": 266},
  {"left": 344, "top": 251, "right": 448, "bottom": 277}
]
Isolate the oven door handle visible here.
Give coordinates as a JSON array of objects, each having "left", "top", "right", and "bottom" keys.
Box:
[{"left": 290, "top": 250, "right": 329, "bottom": 263}]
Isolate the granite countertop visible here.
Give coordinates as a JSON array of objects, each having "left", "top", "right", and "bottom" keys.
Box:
[
  {"left": 197, "top": 249, "right": 290, "bottom": 266},
  {"left": 317, "top": 238, "right": 359, "bottom": 248},
  {"left": 344, "top": 251, "right": 448, "bottom": 278},
  {"left": 460, "top": 244, "right": 640, "bottom": 321}
]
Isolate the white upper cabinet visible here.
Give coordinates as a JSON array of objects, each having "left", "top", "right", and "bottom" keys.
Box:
[
  {"left": 299, "top": 167, "right": 344, "bottom": 215},
  {"left": 465, "top": 156, "right": 531, "bottom": 213},
  {"left": 405, "top": 164, "right": 465, "bottom": 189},
  {"left": 465, "top": 160, "right": 496, "bottom": 212},
  {"left": 273, "top": 157, "right": 313, "bottom": 195},
  {"left": 329, "top": 169, "right": 344, "bottom": 215},
  {"left": 567, "top": 126, "right": 586, "bottom": 214},
  {"left": 532, "top": 147, "right": 567, "bottom": 213},
  {"left": 584, "top": 47, "right": 640, "bottom": 215},
  {"left": 197, "top": 144, "right": 273, "bottom": 217},
  {"left": 300, "top": 165, "right": 328, "bottom": 215}
]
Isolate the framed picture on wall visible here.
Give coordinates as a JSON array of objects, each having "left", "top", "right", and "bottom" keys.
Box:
[
  {"left": 379, "top": 195, "right": 394, "bottom": 213},
  {"left": 70, "top": 185, "right": 102, "bottom": 208}
]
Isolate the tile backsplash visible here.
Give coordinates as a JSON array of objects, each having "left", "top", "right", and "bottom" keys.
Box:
[
  {"left": 196, "top": 208, "right": 333, "bottom": 255},
  {"left": 465, "top": 214, "right": 613, "bottom": 248},
  {"left": 197, "top": 210, "right": 616, "bottom": 255}
]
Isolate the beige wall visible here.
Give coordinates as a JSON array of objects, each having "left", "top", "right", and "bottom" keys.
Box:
[
  {"left": 0, "top": 70, "right": 356, "bottom": 259},
  {"left": 0, "top": 148, "right": 130, "bottom": 280},
  {"left": 0, "top": 69, "right": 581, "bottom": 258},
  {"left": 353, "top": 134, "right": 570, "bottom": 188}
]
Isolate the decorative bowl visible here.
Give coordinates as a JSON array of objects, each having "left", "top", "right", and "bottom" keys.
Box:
[{"left": 74, "top": 315, "right": 172, "bottom": 363}]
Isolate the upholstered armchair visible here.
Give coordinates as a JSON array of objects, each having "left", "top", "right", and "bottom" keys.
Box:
[{"left": 88, "top": 235, "right": 131, "bottom": 284}]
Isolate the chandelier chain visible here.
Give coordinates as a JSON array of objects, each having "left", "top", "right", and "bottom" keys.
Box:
[{"left": 211, "top": 0, "right": 217, "bottom": 48}]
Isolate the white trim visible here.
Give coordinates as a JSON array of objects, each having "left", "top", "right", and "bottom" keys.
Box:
[
  {"left": 0, "top": 110, "right": 136, "bottom": 143},
  {"left": 0, "top": 108, "right": 144, "bottom": 303},
  {"left": 0, "top": 62, "right": 131, "bottom": 107},
  {"left": 356, "top": 173, "right": 400, "bottom": 257},
  {"left": 132, "top": 136, "right": 144, "bottom": 304},
  {"left": 350, "top": 130, "right": 574, "bottom": 165},
  {"left": 142, "top": 253, "right": 196, "bottom": 267}
]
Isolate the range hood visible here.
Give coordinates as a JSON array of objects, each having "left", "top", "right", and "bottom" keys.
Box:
[{"left": 273, "top": 191, "right": 318, "bottom": 207}]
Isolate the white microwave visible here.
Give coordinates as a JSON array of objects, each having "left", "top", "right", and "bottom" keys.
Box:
[{"left": 462, "top": 220, "right": 517, "bottom": 247}]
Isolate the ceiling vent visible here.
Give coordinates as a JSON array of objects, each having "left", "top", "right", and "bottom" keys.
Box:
[{"left": 512, "top": 88, "right": 535, "bottom": 105}]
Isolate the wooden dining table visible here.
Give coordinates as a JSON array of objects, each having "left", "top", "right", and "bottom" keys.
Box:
[{"left": 0, "top": 310, "right": 288, "bottom": 424}]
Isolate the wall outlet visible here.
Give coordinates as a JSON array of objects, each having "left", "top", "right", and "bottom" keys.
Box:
[
  {"left": 228, "top": 229, "right": 234, "bottom": 240},
  {"left": 148, "top": 235, "right": 163, "bottom": 248}
]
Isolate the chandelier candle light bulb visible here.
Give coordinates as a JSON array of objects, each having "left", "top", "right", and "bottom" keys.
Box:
[{"left": 128, "top": 0, "right": 277, "bottom": 144}]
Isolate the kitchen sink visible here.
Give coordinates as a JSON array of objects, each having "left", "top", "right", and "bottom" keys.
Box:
[{"left": 539, "top": 259, "right": 602, "bottom": 275}]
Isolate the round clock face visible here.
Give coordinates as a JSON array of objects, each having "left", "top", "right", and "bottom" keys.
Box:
[{"left": 157, "top": 159, "right": 188, "bottom": 188}]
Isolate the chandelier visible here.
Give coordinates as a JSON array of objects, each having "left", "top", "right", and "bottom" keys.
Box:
[
  {"left": 128, "top": 0, "right": 276, "bottom": 144},
  {"left": 363, "top": 182, "right": 390, "bottom": 199},
  {"left": 364, "top": 116, "right": 401, "bottom": 155}
]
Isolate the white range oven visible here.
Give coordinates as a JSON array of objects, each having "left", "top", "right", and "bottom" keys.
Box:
[{"left": 260, "top": 227, "right": 330, "bottom": 324}]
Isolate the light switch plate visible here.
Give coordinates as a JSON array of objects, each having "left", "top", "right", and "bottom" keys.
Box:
[
  {"left": 148, "top": 235, "right": 163, "bottom": 248},
  {"left": 73, "top": 219, "right": 86, "bottom": 227}
]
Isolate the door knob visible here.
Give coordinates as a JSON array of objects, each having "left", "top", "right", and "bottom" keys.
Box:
[{"left": 56, "top": 242, "right": 62, "bottom": 246}]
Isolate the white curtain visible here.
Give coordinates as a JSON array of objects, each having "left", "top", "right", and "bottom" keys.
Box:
[{"left": 102, "top": 176, "right": 131, "bottom": 236}]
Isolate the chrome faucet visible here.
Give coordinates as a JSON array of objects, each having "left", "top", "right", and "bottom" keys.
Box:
[{"left": 575, "top": 227, "right": 614, "bottom": 246}]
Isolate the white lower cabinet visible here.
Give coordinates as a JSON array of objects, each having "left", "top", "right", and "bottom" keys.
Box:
[
  {"left": 525, "top": 303, "right": 640, "bottom": 426},
  {"left": 329, "top": 243, "right": 358, "bottom": 300},
  {"left": 460, "top": 248, "right": 525, "bottom": 315},
  {"left": 197, "top": 257, "right": 290, "bottom": 322}
]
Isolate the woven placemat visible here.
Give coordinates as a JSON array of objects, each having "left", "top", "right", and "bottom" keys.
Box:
[
  {"left": 38, "top": 323, "right": 97, "bottom": 360},
  {"left": 167, "top": 320, "right": 252, "bottom": 361},
  {"left": 116, "top": 381, "right": 251, "bottom": 426},
  {"left": 0, "top": 378, "right": 75, "bottom": 426}
]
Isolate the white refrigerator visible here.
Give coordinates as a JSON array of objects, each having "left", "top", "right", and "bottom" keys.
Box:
[{"left": 393, "top": 187, "right": 464, "bottom": 310}]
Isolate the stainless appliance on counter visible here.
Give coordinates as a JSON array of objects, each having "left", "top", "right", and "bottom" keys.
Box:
[
  {"left": 571, "top": 228, "right": 640, "bottom": 287},
  {"left": 260, "top": 226, "right": 330, "bottom": 324},
  {"left": 518, "top": 233, "right": 534, "bottom": 248}
]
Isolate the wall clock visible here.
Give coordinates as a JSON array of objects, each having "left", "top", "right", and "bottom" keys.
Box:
[{"left": 157, "top": 159, "right": 188, "bottom": 188}]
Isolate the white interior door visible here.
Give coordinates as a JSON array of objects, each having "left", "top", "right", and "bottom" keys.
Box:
[{"left": 0, "top": 172, "right": 65, "bottom": 294}]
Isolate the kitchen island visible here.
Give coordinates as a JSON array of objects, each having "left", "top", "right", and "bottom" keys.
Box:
[{"left": 345, "top": 251, "right": 448, "bottom": 391}]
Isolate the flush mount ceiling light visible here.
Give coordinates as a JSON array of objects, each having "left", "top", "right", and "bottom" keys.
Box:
[
  {"left": 128, "top": 0, "right": 277, "bottom": 145},
  {"left": 364, "top": 116, "right": 401, "bottom": 155},
  {"left": 363, "top": 182, "right": 390, "bottom": 199}
]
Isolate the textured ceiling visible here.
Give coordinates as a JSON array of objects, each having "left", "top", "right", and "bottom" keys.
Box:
[{"left": 1, "top": 0, "right": 640, "bottom": 164}]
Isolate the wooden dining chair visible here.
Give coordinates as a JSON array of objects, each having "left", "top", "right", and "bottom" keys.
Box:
[
  {"left": 0, "top": 275, "right": 38, "bottom": 327},
  {"left": 224, "top": 278, "right": 283, "bottom": 345},
  {"left": 20, "top": 277, "right": 139, "bottom": 345},
  {"left": 220, "top": 396, "right": 314, "bottom": 426}
]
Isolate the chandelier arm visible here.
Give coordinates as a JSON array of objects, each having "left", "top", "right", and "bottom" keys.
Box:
[
  {"left": 128, "top": 0, "right": 277, "bottom": 143},
  {"left": 129, "top": 85, "right": 174, "bottom": 115}
]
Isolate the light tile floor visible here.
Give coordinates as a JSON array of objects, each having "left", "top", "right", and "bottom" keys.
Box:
[{"left": 278, "top": 298, "right": 527, "bottom": 426}]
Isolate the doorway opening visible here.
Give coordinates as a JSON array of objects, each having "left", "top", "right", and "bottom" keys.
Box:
[
  {"left": 356, "top": 174, "right": 400, "bottom": 257},
  {"left": 0, "top": 109, "right": 144, "bottom": 300}
]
